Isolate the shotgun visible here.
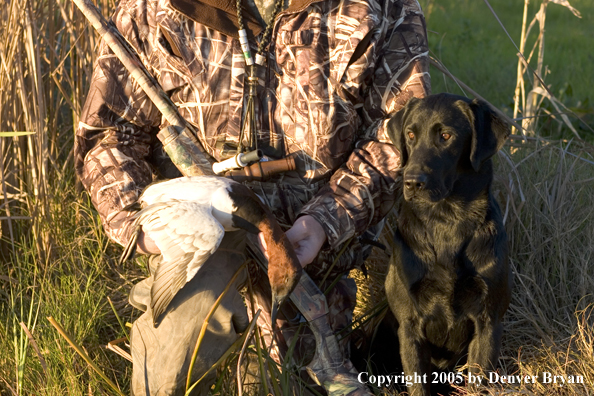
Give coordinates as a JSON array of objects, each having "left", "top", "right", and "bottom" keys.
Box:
[
  {"left": 72, "top": 1, "right": 370, "bottom": 394},
  {"left": 72, "top": 0, "right": 267, "bottom": 176}
]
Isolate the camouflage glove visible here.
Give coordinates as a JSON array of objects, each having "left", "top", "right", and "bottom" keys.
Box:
[{"left": 130, "top": 231, "right": 249, "bottom": 396}]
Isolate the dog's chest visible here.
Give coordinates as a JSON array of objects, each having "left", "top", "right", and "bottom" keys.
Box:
[
  {"left": 416, "top": 265, "right": 486, "bottom": 315},
  {"left": 400, "top": 207, "right": 476, "bottom": 263},
  {"left": 398, "top": 209, "right": 489, "bottom": 318}
]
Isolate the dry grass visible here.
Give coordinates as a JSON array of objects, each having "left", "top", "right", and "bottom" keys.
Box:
[
  {"left": 0, "top": 0, "right": 116, "bottom": 257},
  {"left": 0, "top": 0, "right": 593, "bottom": 395},
  {"left": 486, "top": 139, "right": 594, "bottom": 395}
]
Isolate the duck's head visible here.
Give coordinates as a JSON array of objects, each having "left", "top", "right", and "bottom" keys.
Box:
[
  {"left": 227, "top": 184, "right": 303, "bottom": 324},
  {"left": 258, "top": 219, "right": 302, "bottom": 324}
]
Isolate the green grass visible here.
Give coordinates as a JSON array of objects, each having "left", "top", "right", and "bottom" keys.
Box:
[
  {"left": 0, "top": 169, "right": 141, "bottom": 395},
  {"left": 421, "top": 0, "right": 594, "bottom": 139},
  {"left": 1, "top": 0, "right": 594, "bottom": 394}
]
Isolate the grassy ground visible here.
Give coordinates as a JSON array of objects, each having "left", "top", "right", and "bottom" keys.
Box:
[
  {"left": 1, "top": 0, "right": 594, "bottom": 395},
  {"left": 0, "top": 168, "right": 144, "bottom": 395},
  {"left": 2, "top": 138, "right": 593, "bottom": 396}
]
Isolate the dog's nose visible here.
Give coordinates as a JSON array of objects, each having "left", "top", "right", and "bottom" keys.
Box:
[{"left": 404, "top": 174, "right": 427, "bottom": 191}]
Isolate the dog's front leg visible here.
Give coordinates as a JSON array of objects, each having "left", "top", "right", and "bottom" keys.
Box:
[
  {"left": 398, "top": 321, "right": 431, "bottom": 396},
  {"left": 467, "top": 317, "right": 503, "bottom": 377}
]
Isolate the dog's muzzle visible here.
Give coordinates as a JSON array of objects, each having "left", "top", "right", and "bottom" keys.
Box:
[{"left": 403, "top": 173, "right": 428, "bottom": 200}]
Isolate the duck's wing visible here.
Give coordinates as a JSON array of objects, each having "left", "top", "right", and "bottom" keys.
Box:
[
  {"left": 118, "top": 221, "right": 141, "bottom": 265},
  {"left": 139, "top": 176, "right": 236, "bottom": 206},
  {"left": 137, "top": 200, "right": 225, "bottom": 325}
]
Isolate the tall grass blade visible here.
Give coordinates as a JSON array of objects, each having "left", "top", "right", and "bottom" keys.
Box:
[
  {"left": 18, "top": 322, "right": 48, "bottom": 379},
  {"left": 482, "top": 0, "right": 592, "bottom": 135},
  {"left": 185, "top": 313, "right": 259, "bottom": 396},
  {"left": 185, "top": 261, "right": 248, "bottom": 392},
  {"left": 107, "top": 297, "right": 128, "bottom": 342},
  {"left": 0, "top": 132, "right": 36, "bottom": 137},
  {"left": 47, "top": 317, "right": 126, "bottom": 396},
  {"left": 237, "top": 309, "right": 261, "bottom": 396}
]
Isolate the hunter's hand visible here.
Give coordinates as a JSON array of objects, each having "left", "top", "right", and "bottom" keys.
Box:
[
  {"left": 258, "top": 215, "right": 327, "bottom": 268},
  {"left": 137, "top": 228, "right": 161, "bottom": 255}
]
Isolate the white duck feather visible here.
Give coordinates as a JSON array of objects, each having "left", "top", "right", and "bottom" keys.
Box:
[{"left": 128, "top": 177, "right": 240, "bottom": 324}]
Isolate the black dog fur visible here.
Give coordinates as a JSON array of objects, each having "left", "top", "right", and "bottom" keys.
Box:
[{"left": 383, "top": 93, "right": 513, "bottom": 396}]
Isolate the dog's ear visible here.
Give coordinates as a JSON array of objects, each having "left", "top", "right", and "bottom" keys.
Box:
[
  {"left": 386, "top": 97, "right": 421, "bottom": 167},
  {"left": 457, "top": 99, "right": 510, "bottom": 172}
]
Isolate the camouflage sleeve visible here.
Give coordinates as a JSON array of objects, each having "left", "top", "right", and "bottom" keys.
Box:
[
  {"left": 74, "top": 1, "right": 160, "bottom": 246},
  {"left": 300, "top": 0, "right": 430, "bottom": 249}
]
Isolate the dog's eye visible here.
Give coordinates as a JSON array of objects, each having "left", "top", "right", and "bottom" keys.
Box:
[
  {"left": 441, "top": 133, "right": 451, "bottom": 141},
  {"left": 407, "top": 132, "right": 415, "bottom": 140}
]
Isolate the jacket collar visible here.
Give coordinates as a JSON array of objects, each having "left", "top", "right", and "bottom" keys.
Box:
[{"left": 170, "top": 0, "right": 318, "bottom": 38}]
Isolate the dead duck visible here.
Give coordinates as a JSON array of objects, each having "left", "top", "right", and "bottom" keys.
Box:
[{"left": 120, "top": 176, "right": 302, "bottom": 326}]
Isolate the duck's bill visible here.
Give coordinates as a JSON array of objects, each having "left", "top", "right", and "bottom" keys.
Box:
[{"left": 270, "top": 292, "right": 283, "bottom": 325}]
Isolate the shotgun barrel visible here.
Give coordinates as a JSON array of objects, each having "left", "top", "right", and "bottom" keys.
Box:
[{"left": 72, "top": 0, "right": 214, "bottom": 176}]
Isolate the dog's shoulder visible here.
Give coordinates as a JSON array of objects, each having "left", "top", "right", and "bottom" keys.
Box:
[{"left": 465, "top": 192, "right": 508, "bottom": 271}]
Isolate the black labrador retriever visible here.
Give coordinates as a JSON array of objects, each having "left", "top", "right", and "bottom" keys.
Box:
[{"left": 384, "top": 93, "right": 513, "bottom": 396}]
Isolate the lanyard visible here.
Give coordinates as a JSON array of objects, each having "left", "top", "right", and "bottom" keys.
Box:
[{"left": 236, "top": 0, "right": 284, "bottom": 153}]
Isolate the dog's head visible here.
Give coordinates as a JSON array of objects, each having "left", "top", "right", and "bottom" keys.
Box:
[{"left": 387, "top": 93, "right": 509, "bottom": 202}]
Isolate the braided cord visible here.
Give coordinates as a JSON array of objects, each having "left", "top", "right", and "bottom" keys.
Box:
[
  {"left": 236, "top": 0, "right": 284, "bottom": 153},
  {"left": 236, "top": 0, "right": 285, "bottom": 64},
  {"left": 256, "top": 0, "right": 284, "bottom": 57},
  {"left": 237, "top": 0, "right": 254, "bottom": 64},
  {"left": 236, "top": 0, "right": 246, "bottom": 31}
]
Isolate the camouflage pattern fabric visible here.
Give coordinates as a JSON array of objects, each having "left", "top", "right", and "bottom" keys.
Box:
[{"left": 74, "top": 0, "right": 430, "bottom": 251}]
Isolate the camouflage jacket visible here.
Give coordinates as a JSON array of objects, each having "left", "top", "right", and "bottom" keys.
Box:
[{"left": 74, "top": 0, "right": 430, "bottom": 256}]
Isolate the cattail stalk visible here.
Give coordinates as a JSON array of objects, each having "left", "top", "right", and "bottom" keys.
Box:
[{"left": 512, "top": 0, "right": 530, "bottom": 134}]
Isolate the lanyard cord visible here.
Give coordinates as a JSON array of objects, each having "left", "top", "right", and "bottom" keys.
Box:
[
  {"left": 236, "top": 0, "right": 284, "bottom": 66},
  {"left": 235, "top": 0, "right": 283, "bottom": 153}
]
